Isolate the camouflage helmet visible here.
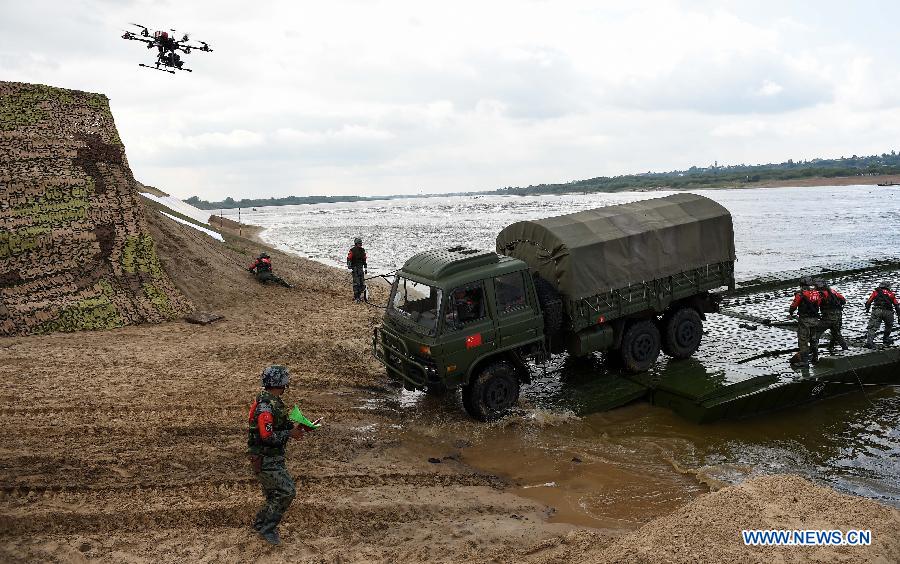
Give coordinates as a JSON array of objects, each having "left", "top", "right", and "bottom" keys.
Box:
[
  {"left": 354, "top": 237, "right": 362, "bottom": 245},
  {"left": 878, "top": 280, "right": 892, "bottom": 290},
  {"left": 258, "top": 252, "right": 270, "bottom": 259},
  {"left": 261, "top": 365, "right": 290, "bottom": 388},
  {"left": 813, "top": 278, "right": 827, "bottom": 290},
  {"left": 799, "top": 276, "right": 812, "bottom": 288}
]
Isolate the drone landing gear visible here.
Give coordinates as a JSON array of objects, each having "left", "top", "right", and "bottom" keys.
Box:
[{"left": 139, "top": 64, "right": 175, "bottom": 74}]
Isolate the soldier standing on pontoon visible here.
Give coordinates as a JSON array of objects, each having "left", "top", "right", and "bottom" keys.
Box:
[
  {"left": 864, "top": 281, "right": 900, "bottom": 348},
  {"left": 788, "top": 277, "right": 822, "bottom": 365},
  {"left": 815, "top": 278, "right": 848, "bottom": 352}
]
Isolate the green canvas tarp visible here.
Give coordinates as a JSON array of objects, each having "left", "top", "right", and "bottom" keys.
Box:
[{"left": 496, "top": 193, "right": 736, "bottom": 300}]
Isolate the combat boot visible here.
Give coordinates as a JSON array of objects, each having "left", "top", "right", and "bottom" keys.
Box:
[
  {"left": 790, "top": 352, "right": 810, "bottom": 367},
  {"left": 260, "top": 529, "right": 281, "bottom": 546}
]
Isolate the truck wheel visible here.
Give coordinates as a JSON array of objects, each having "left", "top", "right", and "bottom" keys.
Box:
[
  {"left": 662, "top": 308, "right": 703, "bottom": 359},
  {"left": 461, "top": 361, "right": 520, "bottom": 421},
  {"left": 533, "top": 276, "right": 563, "bottom": 337},
  {"left": 618, "top": 320, "right": 661, "bottom": 373}
]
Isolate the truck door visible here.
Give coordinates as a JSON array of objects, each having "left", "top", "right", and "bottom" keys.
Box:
[
  {"left": 492, "top": 271, "right": 541, "bottom": 347},
  {"left": 440, "top": 280, "right": 496, "bottom": 385}
]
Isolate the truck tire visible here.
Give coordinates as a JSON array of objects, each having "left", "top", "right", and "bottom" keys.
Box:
[
  {"left": 533, "top": 276, "right": 563, "bottom": 337},
  {"left": 661, "top": 307, "right": 703, "bottom": 359},
  {"left": 618, "top": 320, "right": 661, "bottom": 373},
  {"left": 461, "top": 361, "right": 520, "bottom": 421}
]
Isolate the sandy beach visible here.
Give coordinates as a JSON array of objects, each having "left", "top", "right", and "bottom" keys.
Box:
[
  {"left": 1, "top": 206, "right": 898, "bottom": 563},
  {"left": 691, "top": 173, "right": 900, "bottom": 191}
]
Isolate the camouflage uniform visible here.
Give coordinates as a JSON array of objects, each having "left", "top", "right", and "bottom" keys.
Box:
[
  {"left": 789, "top": 278, "right": 822, "bottom": 364},
  {"left": 816, "top": 282, "right": 848, "bottom": 351},
  {"left": 796, "top": 317, "right": 821, "bottom": 357},
  {"left": 347, "top": 239, "right": 367, "bottom": 302},
  {"left": 865, "top": 283, "right": 900, "bottom": 348},
  {"left": 256, "top": 270, "right": 292, "bottom": 288},
  {"left": 248, "top": 387, "right": 296, "bottom": 541},
  {"left": 248, "top": 253, "right": 292, "bottom": 288},
  {"left": 866, "top": 309, "right": 895, "bottom": 345}
]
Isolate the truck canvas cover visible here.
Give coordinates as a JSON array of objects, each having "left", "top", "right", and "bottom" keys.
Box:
[{"left": 496, "top": 193, "right": 736, "bottom": 300}]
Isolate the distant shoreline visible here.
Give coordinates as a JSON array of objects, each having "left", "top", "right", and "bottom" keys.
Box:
[
  {"left": 207, "top": 173, "right": 900, "bottom": 211},
  {"left": 685, "top": 173, "right": 900, "bottom": 191}
]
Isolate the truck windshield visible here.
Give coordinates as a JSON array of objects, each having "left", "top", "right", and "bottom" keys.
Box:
[{"left": 389, "top": 277, "right": 443, "bottom": 336}]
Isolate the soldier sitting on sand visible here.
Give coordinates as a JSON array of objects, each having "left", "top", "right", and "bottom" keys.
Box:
[{"left": 248, "top": 252, "right": 293, "bottom": 288}]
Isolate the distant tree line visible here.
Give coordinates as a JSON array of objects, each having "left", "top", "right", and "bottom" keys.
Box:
[
  {"left": 495, "top": 151, "right": 900, "bottom": 196},
  {"left": 184, "top": 194, "right": 372, "bottom": 210},
  {"left": 185, "top": 150, "right": 900, "bottom": 209}
]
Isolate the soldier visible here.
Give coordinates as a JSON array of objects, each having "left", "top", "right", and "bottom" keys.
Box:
[
  {"left": 815, "top": 278, "right": 848, "bottom": 352},
  {"left": 247, "top": 365, "right": 318, "bottom": 545},
  {"left": 864, "top": 281, "right": 900, "bottom": 348},
  {"left": 788, "top": 276, "right": 822, "bottom": 365},
  {"left": 248, "top": 252, "right": 293, "bottom": 288},
  {"left": 346, "top": 237, "right": 367, "bottom": 302}
]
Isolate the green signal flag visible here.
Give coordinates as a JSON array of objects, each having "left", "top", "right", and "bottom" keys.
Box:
[{"left": 288, "top": 405, "right": 320, "bottom": 428}]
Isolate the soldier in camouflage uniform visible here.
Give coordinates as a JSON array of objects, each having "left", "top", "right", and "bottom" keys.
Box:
[
  {"left": 248, "top": 252, "right": 294, "bottom": 288},
  {"left": 788, "top": 277, "right": 822, "bottom": 365},
  {"left": 814, "top": 278, "right": 848, "bottom": 352},
  {"left": 247, "top": 365, "right": 316, "bottom": 545},
  {"left": 864, "top": 281, "right": 900, "bottom": 348},
  {"left": 346, "top": 237, "right": 368, "bottom": 302}
]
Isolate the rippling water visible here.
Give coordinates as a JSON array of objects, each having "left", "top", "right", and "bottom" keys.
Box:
[
  {"left": 240, "top": 185, "right": 900, "bottom": 512},
  {"left": 240, "top": 184, "right": 900, "bottom": 280}
]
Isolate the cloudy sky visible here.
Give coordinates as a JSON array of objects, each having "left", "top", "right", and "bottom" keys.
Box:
[{"left": 3, "top": 1, "right": 900, "bottom": 199}]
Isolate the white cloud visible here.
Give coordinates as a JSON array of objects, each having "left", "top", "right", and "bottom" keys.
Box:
[
  {"left": 711, "top": 120, "right": 768, "bottom": 138},
  {"left": 2, "top": 1, "right": 900, "bottom": 199},
  {"left": 756, "top": 80, "right": 784, "bottom": 97}
]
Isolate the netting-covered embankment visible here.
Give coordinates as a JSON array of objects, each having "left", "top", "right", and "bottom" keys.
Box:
[{"left": 0, "top": 81, "right": 191, "bottom": 336}]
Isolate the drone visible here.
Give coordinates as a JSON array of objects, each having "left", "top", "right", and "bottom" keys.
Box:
[{"left": 121, "top": 23, "right": 213, "bottom": 74}]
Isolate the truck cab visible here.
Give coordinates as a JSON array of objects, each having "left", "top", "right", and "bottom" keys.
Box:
[{"left": 373, "top": 246, "right": 545, "bottom": 419}]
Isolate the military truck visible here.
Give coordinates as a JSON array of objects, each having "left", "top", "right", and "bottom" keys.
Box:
[{"left": 373, "top": 193, "right": 736, "bottom": 420}]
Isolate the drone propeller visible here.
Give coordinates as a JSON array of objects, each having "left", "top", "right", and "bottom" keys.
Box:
[
  {"left": 122, "top": 30, "right": 154, "bottom": 44},
  {"left": 129, "top": 23, "right": 150, "bottom": 37}
]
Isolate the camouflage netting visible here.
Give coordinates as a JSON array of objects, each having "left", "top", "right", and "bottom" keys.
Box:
[{"left": 0, "top": 81, "right": 192, "bottom": 336}]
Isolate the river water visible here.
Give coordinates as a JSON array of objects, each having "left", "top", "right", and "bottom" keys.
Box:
[{"left": 239, "top": 185, "right": 900, "bottom": 520}]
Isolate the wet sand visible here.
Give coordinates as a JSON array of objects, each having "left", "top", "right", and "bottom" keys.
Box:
[{"left": 1, "top": 209, "right": 898, "bottom": 562}]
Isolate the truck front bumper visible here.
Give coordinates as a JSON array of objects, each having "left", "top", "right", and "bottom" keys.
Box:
[{"left": 372, "top": 326, "right": 436, "bottom": 389}]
